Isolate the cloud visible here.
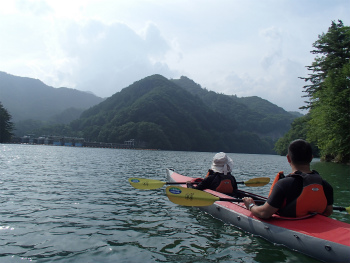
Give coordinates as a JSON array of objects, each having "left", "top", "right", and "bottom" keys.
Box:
[
  {"left": 54, "top": 20, "right": 178, "bottom": 97},
  {"left": 212, "top": 58, "right": 307, "bottom": 112},
  {"left": 142, "top": 22, "right": 170, "bottom": 59},
  {"left": 15, "top": 0, "right": 53, "bottom": 16},
  {"left": 260, "top": 27, "right": 283, "bottom": 69},
  {"left": 0, "top": 3, "right": 180, "bottom": 98},
  {"left": 0, "top": 0, "right": 349, "bottom": 112},
  {"left": 260, "top": 26, "right": 282, "bottom": 41}
]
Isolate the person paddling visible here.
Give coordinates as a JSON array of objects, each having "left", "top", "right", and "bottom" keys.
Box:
[
  {"left": 188, "top": 152, "right": 238, "bottom": 196},
  {"left": 243, "top": 139, "right": 333, "bottom": 218}
]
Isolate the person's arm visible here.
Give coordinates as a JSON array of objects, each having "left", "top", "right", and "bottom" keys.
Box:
[
  {"left": 188, "top": 170, "right": 213, "bottom": 189},
  {"left": 194, "top": 176, "right": 213, "bottom": 190},
  {"left": 243, "top": 197, "right": 278, "bottom": 219},
  {"left": 242, "top": 179, "right": 289, "bottom": 219},
  {"left": 322, "top": 180, "right": 334, "bottom": 217},
  {"left": 188, "top": 175, "right": 214, "bottom": 190},
  {"left": 323, "top": 205, "right": 333, "bottom": 216}
]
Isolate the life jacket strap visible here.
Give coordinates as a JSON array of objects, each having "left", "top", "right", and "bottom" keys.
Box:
[{"left": 268, "top": 171, "right": 284, "bottom": 197}]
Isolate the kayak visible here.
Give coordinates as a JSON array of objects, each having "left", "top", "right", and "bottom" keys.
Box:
[{"left": 166, "top": 168, "right": 350, "bottom": 263}]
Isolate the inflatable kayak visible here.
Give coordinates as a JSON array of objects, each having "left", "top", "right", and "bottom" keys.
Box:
[{"left": 166, "top": 168, "right": 350, "bottom": 263}]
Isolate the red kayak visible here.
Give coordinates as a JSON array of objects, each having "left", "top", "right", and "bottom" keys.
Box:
[{"left": 166, "top": 168, "right": 350, "bottom": 263}]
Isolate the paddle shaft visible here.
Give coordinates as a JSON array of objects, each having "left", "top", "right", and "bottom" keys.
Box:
[
  {"left": 217, "top": 198, "right": 265, "bottom": 204},
  {"left": 129, "top": 177, "right": 270, "bottom": 190},
  {"left": 333, "top": 206, "right": 349, "bottom": 212},
  {"left": 217, "top": 201, "right": 348, "bottom": 211},
  {"left": 208, "top": 201, "right": 348, "bottom": 213},
  {"left": 162, "top": 181, "right": 249, "bottom": 185},
  {"left": 200, "top": 201, "right": 347, "bottom": 209},
  {"left": 201, "top": 200, "right": 348, "bottom": 212},
  {"left": 165, "top": 185, "right": 350, "bottom": 214},
  {"left": 165, "top": 184, "right": 267, "bottom": 203},
  {"left": 177, "top": 196, "right": 346, "bottom": 208}
]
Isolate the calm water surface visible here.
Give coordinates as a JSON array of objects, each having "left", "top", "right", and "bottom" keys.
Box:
[{"left": 0, "top": 144, "right": 349, "bottom": 263}]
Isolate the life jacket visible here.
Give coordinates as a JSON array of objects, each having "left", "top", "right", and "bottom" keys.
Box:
[
  {"left": 270, "top": 171, "right": 327, "bottom": 217},
  {"left": 208, "top": 170, "right": 237, "bottom": 194},
  {"left": 268, "top": 171, "right": 285, "bottom": 197},
  {"left": 216, "top": 176, "right": 234, "bottom": 194},
  {"left": 293, "top": 171, "right": 328, "bottom": 217}
]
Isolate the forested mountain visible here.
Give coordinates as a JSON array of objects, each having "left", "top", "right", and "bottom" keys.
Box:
[
  {"left": 171, "top": 76, "right": 297, "bottom": 139},
  {"left": 0, "top": 71, "right": 104, "bottom": 123},
  {"left": 71, "top": 74, "right": 297, "bottom": 153},
  {"left": 2, "top": 71, "right": 300, "bottom": 154}
]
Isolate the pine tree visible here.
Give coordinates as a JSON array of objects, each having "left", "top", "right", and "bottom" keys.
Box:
[
  {"left": 300, "top": 20, "right": 350, "bottom": 163},
  {"left": 0, "top": 102, "right": 14, "bottom": 143}
]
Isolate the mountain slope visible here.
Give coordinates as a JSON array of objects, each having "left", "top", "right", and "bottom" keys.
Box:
[
  {"left": 0, "top": 71, "right": 104, "bottom": 122},
  {"left": 72, "top": 74, "right": 276, "bottom": 153},
  {"left": 171, "top": 76, "right": 297, "bottom": 139}
]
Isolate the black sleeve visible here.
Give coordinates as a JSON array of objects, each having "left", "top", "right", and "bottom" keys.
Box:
[
  {"left": 322, "top": 180, "right": 334, "bottom": 205},
  {"left": 266, "top": 182, "right": 286, "bottom": 209},
  {"left": 266, "top": 177, "right": 296, "bottom": 209},
  {"left": 193, "top": 175, "right": 215, "bottom": 190}
]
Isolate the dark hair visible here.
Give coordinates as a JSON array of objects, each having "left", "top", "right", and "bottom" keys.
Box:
[{"left": 288, "top": 139, "right": 313, "bottom": 165}]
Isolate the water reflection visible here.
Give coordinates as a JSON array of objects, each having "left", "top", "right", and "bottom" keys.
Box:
[{"left": 0, "top": 144, "right": 348, "bottom": 263}]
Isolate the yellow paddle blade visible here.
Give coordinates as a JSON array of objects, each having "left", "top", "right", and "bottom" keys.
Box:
[
  {"left": 333, "top": 206, "right": 350, "bottom": 215},
  {"left": 166, "top": 186, "right": 219, "bottom": 206},
  {"left": 129, "top": 178, "right": 166, "bottom": 190},
  {"left": 346, "top": 207, "right": 350, "bottom": 215},
  {"left": 244, "top": 177, "right": 270, "bottom": 187}
]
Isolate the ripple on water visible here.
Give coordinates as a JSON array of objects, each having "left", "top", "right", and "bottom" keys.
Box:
[{"left": 0, "top": 145, "right": 345, "bottom": 262}]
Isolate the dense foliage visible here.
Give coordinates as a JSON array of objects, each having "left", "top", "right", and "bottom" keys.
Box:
[
  {"left": 70, "top": 75, "right": 286, "bottom": 153},
  {"left": 276, "top": 20, "right": 350, "bottom": 163},
  {"left": 302, "top": 20, "right": 350, "bottom": 163},
  {"left": 11, "top": 73, "right": 298, "bottom": 154},
  {"left": 0, "top": 102, "right": 14, "bottom": 142},
  {"left": 274, "top": 115, "right": 319, "bottom": 157},
  {"left": 171, "top": 77, "right": 297, "bottom": 139}
]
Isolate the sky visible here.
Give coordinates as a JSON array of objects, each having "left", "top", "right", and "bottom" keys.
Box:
[{"left": 0, "top": 0, "right": 349, "bottom": 113}]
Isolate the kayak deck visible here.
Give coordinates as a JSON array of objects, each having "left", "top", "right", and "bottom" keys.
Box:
[{"left": 166, "top": 168, "right": 350, "bottom": 263}]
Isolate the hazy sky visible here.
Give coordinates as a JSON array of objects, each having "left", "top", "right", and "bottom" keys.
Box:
[{"left": 0, "top": 0, "right": 349, "bottom": 112}]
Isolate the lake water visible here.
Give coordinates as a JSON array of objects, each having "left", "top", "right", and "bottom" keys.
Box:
[{"left": 0, "top": 144, "right": 349, "bottom": 263}]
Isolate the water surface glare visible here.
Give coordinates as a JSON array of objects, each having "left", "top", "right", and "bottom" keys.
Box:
[{"left": 1, "top": 144, "right": 349, "bottom": 262}]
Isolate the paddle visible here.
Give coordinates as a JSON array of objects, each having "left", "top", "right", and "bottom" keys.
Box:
[
  {"left": 166, "top": 186, "right": 350, "bottom": 214},
  {"left": 165, "top": 185, "right": 265, "bottom": 206},
  {"left": 333, "top": 206, "right": 350, "bottom": 214},
  {"left": 129, "top": 177, "right": 270, "bottom": 190}
]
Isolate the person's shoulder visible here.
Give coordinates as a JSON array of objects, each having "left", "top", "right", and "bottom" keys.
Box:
[
  {"left": 207, "top": 169, "right": 215, "bottom": 175},
  {"left": 206, "top": 169, "right": 217, "bottom": 176},
  {"left": 322, "top": 179, "right": 333, "bottom": 189},
  {"left": 311, "top": 170, "right": 332, "bottom": 188},
  {"left": 280, "top": 174, "right": 297, "bottom": 181},
  {"left": 275, "top": 175, "right": 297, "bottom": 186}
]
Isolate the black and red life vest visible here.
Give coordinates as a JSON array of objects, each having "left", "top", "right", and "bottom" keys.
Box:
[
  {"left": 269, "top": 171, "right": 327, "bottom": 217},
  {"left": 205, "top": 170, "right": 237, "bottom": 194}
]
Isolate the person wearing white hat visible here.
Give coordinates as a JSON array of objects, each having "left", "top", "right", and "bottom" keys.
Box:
[{"left": 188, "top": 152, "right": 238, "bottom": 196}]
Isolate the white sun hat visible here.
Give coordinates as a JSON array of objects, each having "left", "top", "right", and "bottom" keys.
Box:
[{"left": 211, "top": 152, "right": 234, "bottom": 175}]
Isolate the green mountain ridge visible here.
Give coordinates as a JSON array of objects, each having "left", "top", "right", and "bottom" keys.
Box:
[
  {"left": 0, "top": 71, "right": 104, "bottom": 123},
  {"left": 171, "top": 76, "right": 297, "bottom": 139},
  {"left": 71, "top": 74, "right": 297, "bottom": 153},
  {"left": 1, "top": 71, "right": 300, "bottom": 154},
  {"left": 73, "top": 75, "right": 234, "bottom": 151}
]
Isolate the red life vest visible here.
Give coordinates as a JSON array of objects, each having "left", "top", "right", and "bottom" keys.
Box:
[
  {"left": 269, "top": 171, "right": 327, "bottom": 217},
  {"left": 216, "top": 177, "right": 234, "bottom": 194},
  {"left": 293, "top": 171, "right": 328, "bottom": 217},
  {"left": 207, "top": 170, "right": 237, "bottom": 194}
]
